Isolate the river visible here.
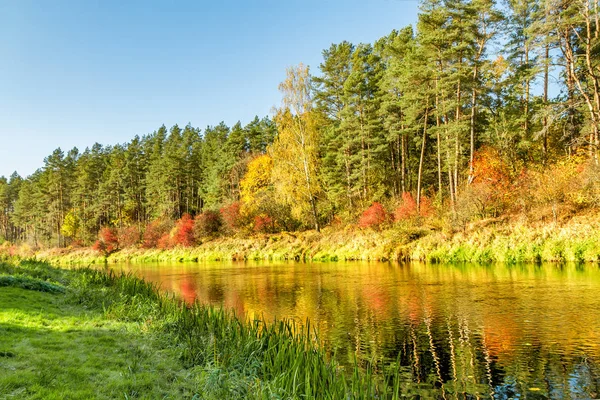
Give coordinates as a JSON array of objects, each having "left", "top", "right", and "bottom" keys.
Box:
[{"left": 109, "top": 261, "right": 600, "bottom": 398}]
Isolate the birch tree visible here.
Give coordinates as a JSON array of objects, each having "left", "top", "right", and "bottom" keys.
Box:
[{"left": 271, "top": 64, "right": 322, "bottom": 231}]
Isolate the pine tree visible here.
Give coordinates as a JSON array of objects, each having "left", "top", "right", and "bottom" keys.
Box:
[
  {"left": 314, "top": 41, "right": 355, "bottom": 213},
  {"left": 72, "top": 143, "right": 107, "bottom": 243},
  {"left": 340, "top": 44, "right": 386, "bottom": 206},
  {"left": 378, "top": 27, "right": 416, "bottom": 197}
]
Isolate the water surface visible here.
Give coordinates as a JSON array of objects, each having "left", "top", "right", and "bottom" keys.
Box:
[{"left": 110, "top": 261, "right": 600, "bottom": 398}]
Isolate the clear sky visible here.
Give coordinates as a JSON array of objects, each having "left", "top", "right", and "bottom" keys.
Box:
[{"left": 0, "top": 0, "right": 419, "bottom": 179}]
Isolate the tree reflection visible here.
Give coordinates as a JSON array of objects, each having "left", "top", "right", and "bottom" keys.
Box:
[{"left": 113, "top": 261, "right": 600, "bottom": 399}]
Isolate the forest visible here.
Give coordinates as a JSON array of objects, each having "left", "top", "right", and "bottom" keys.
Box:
[{"left": 2, "top": 0, "right": 600, "bottom": 251}]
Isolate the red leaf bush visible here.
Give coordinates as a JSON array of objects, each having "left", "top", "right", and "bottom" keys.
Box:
[
  {"left": 118, "top": 226, "right": 139, "bottom": 248},
  {"left": 93, "top": 227, "right": 119, "bottom": 256},
  {"left": 157, "top": 234, "right": 173, "bottom": 250},
  {"left": 173, "top": 213, "right": 195, "bottom": 247},
  {"left": 253, "top": 214, "right": 274, "bottom": 233},
  {"left": 142, "top": 219, "right": 172, "bottom": 248},
  {"left": 394, "top": 192, "right": 433, "bottom": 221},
  {"left": 358, "top": 202, "right": 388, "bottom": 229},
  {"left": 220, "top": 201, "right": 242, "bottom": 231}
]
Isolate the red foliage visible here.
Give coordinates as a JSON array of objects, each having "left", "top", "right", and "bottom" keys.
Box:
[
  {"left": 157, "top": 234, "right": 172, "bottom": 250},
  {"left": 173, "top": 213, "right": 195, "bottom": 247},
  {"left": 419, "top": 196, "right": 434, "bottom": 217},
  {"left": 70, "top": 239, "right": 85, "bottom": 248},
  {"left": 93, "top": 227, "right": 119, "bottom": 256},
  {"left": 220, "top": 201, "right": 241, "bottom": 230},
  {"left": 253, "top": 214, "right": 274, "bottom": 233},
  {"left": 394, "top": 193, "right": 417, "bottom": 221},
  {"left": 142, "top": 219, "right": 171, "bottom": 249},
  {"left": 118, "top": 226, "right": 139, "bottom": 248},
  {"left": 194, "top": 210, "right": 222, "bottom": 239},
  {"left": 358, "top": 202, "right": 388, "bottom": 229},
  {"left": 394, "top": 192, "right": 433, "bottom": 221}
]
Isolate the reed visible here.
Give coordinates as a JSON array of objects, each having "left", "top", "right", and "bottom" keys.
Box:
[{"left": 1, "top": 259, "right": 405, "bottom": 399}]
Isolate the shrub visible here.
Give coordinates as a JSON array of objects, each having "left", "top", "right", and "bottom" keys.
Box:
[
  {"left": 194, "top": 210, "right": 222, "bottom": 240},
  {"left": 394, "top": 193, "right": 417, "bottom": 221},
  {"left": 142, "top": 219, "right": 172, "bottom": 249},
  {"left": 394, "top": 192, "right": 434, "bottom": 222},
  {"left": 173, "top": 214, "right": 195, "bottom": 247},
  {"left": 69, "top": 239, "right": 84, "bottom": 248},
  {"left": 117, "top": 226, "right": 140, "bottom": 248},
  {"left": 467, "top": 146, "right": 513, "bottom": 217},
  {"left": 220, "top": 202, "right": 242, "bottom": 231},
  {"left": 253, "top": 214, "right": 274, "bottom": 233},
  {"left": 419, "top": 196, "right": 434, "bottom": 217},
  {"left": 93, "top": 227, "right": 119, "bottom": 256},
  {"left": 157, "top": 234, "right": 173, "bottom": 250},
  {"left": 358, "top": 202, "right": 388, "bottom": 229}
]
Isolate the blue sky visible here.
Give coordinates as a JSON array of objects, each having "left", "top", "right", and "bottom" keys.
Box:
[{"left": 0, "top": 0, "right": 419, "bottom": 178}]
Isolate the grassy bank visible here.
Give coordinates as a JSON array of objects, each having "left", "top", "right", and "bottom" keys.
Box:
[
  {"left": 31, "top": 212, "right": 600, "bottom": 265},
  {"left": 37, "top": 227, "right": 413, "bottom": 265},
  {"left": 0, "top": 258, "right": 404, "bottom": 399}
]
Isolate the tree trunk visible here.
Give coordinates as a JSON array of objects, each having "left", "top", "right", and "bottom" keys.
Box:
[
  {"left": 543, "top": 40, "right": 549, "bottom": 162},
  {"left": 417, "top": 99, "right": 430, "bottom": 213},
  {"left": 469, "top": 68, "right": 477, "bottom": 185},
  {"left": 401, "top": 132, "right": 407, "bottom": 194},
  {"left": 435, "top": 77, "right": 443, "bottom": 201},
  {"left": 310, "top": 196, "right": 320, "bottom": 232}
]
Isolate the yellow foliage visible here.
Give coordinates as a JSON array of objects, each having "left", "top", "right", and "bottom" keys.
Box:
[
  {"left": 270, "top": 64, "right": 322, "bottom": 229},
  {"left": 240, "top": 154, "right": 273, "bottom": 213},
  {"left": 61, "top": 210, "right": 81, "bottom": 239}
]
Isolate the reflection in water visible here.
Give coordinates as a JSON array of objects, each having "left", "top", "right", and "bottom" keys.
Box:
[{"left": 111, "top": 261, "right": 600, "bottom": 398}]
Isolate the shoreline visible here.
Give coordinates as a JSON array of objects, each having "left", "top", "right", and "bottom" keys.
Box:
[
  {"left": 0, "top": 258, "right": 394, "bottom": 398},
  {"left": 28, "top": 214, "right": 600, "bottom": 265}
]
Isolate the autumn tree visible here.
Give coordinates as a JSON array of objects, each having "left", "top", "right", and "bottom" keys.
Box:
[
  {"left": 271, "top": 64, "right": 322, "bottom": 231},
  {"left": 240, "top": 154, "right": 274, "bottom": 213}
]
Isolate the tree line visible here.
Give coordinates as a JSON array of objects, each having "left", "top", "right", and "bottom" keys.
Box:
[{"left": 2, "top": 0, "right": 599, "bottom": 248}]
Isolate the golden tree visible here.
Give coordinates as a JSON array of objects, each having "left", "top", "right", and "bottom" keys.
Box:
[
  {"left": 239, "top": 154, "right": 273, "bottom": 214},
  {"left": 270, "top": 64, "right": 322, "bottom": 231}
]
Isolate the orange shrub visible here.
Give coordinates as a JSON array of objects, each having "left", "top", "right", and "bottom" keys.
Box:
[
  {"left": 142, "top": 219, "right": 172, "bottom": 248},
  {"left": 471, "top": 146, "right": 511, "bottom": 187},
  {"left": 93, "top": 227, "right": 119, "bottom": 256},
  {"left": 394, "top": 192, "right": 433, "bottom": 221},
  {"left": 253, "top": 214, "right": 274, "bottom": 233},
  {"left": 467, "top": 146, "right": 513, "bottom": 217},
  {"left": 394, "top": 192, "right": 417, "bottom": 221},
  {"left": 173, "top": 213, "right": 195, "bottom": 247},
  {"left": 358, "top": 202, "right": 388, "bottom": 229},
  {"left": 157, "top": 234, "right": 173, "bottom": 249}
]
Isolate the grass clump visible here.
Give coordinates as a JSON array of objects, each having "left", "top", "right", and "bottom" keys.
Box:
[
  {"left": 0, "top": 259, "right": 405, "bottom": 399},
  {"left": 0, "top": 275, "right": 65, "bottom": 293}
]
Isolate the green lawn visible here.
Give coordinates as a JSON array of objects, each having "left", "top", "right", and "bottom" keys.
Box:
[{"left": 0, "top": 286, "right": 197, "bottom": 399}]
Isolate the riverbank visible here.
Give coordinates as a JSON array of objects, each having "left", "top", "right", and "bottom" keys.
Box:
[
  {"left": 0, "top": 258, "right": 399, "bottom": 399},
  {"left": 28, "top": 212, "right": 600, "bottom": 265}
]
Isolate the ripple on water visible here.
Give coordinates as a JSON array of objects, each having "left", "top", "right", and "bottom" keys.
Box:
[{"left": 110, "top": 261, "right": 600, "bottom": 399}]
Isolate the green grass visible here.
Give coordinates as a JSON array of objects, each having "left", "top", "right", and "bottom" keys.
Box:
[
  {"left": 0, "top": 287, "right": 197, "bottom": 399},
  {"left": 0, "top": 259, "right": 404, "bottom": 399}
]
